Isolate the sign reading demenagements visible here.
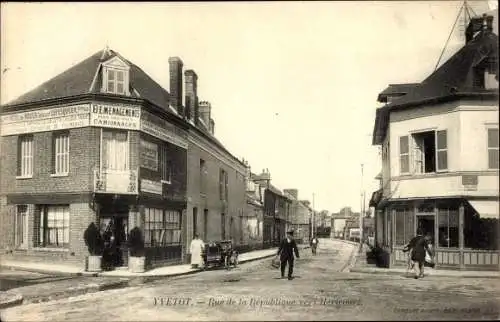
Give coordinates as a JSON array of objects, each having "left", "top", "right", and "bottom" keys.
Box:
[
  {"left": 90, "top": 103, "right": 141, "bottom": 130},
  {"left": 140, "top": 110, "right": 188, "bottom": 149},
  {"left": 0, "top": 104, "right": 91, "bottom": 136},
  {"left": 140, "top": 179, "right": 163, "bottom": 195},
  {"left": 140, "top": 139, "right": 158, "bottom": 171}
]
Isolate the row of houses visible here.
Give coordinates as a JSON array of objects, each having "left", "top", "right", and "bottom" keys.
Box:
[
  {"left": 0, "top": 48, "right": 315, "bottom": 270},
  {"left": 369, "top": 11, "right": 499, "bottom": 270},
  {"left": 330, "top": 207, "right": 374, "bottom": 241}
]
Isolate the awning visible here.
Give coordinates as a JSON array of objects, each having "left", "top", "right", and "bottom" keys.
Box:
[{"left": 467, "top": 200, "right": 499, "bottom": 219}]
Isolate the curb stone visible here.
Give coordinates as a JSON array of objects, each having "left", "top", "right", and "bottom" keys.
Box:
[
  {"left": 348, "top": 267, "right": 500, "bottom": 279},
  {"left": 0, "top": 292, "right": 23, "bottom": 310}
]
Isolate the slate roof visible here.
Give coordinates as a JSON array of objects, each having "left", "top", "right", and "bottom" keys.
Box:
[
  {"left": 3, "top": 48, "right": 247, "bottom": 168},
  {"left": 5, "top": 49, "right": 175, "bottom": 114},
  {"left": 372, "top": 17, "right": 499, "bottom": 145}
]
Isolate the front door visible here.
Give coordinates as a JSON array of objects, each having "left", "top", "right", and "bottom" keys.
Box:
[
  {"left": 100, "top": 214, "right": 129, "bottom": 268},
  {"left": 416, "top": 214, "right": 435, "bottom": 247}
]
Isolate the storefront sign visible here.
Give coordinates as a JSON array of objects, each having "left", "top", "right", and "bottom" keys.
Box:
[
  {"left": 90, "top": 103, "right": 140, "bottom": 130},
  {"left": 140, "top": 139, "right": 158, "bottom": 171},
  {"left": 1, "top": 104, "right": 91, "bottom": 136},
  {"left": 140, "top": 179, "right": 163, "bottom": 195},
  {"left": 140, "top": 111, "right": 188, "bottom": 149},
  {"left": 462, "top": 175, "right": 478, "bottom": 191}
]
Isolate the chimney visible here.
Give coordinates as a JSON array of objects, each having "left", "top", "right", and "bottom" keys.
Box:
[
  {"left": 199, "top": 101, "right": 211, "bottom": 129},
  {"left": 209, "top": 118, "right": 215, "bottom": 135},
  {"left": 184, "top": 70, "right": 198, "bottom": 123},
  {"left": 284, "top": 189, "right": 298, "bottom": 199},
  {"left": 168, "top": 57, "right": 184, "bottom": 116}
]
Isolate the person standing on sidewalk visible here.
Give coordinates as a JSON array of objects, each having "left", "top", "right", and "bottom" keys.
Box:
[
  {"left": 277, "top": 229, "right": 300, "bottom": 280},
  {"left": 310, "top": 236, "right": 319, "bottom": 255},
  {"left": 189, "top": 234, "right": 205, "bottom": 269}
]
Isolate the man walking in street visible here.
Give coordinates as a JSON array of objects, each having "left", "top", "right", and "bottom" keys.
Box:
[
  {"left": 310, "top": 236, "right": 319, "bottom": 255},
  {"left": 403, "top": 229, "right": 434, "bottom": 279},
  {"left": 277, "top": 229, "right": 300, "bottom": 280}
]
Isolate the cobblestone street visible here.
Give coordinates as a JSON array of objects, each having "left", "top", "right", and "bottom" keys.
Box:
[{"left": 1, "top": 240, "right": 499, "bottom": 321}]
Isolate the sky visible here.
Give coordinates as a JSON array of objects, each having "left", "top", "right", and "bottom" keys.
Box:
[{"left": 1, "top": 1, "right": 497, "bottom": 214}]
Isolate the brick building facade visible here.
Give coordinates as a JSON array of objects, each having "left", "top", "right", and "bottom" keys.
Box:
[{"left": 0, "top": 48, "right": 247, "bottom": 270}]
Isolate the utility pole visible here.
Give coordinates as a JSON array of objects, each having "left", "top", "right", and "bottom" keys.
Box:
[
  {"left": 360, "top": 164, "right": 364, "bottom": 247},
  {"left": 312, "top": 193, "right": 316, "bottom": 238}
]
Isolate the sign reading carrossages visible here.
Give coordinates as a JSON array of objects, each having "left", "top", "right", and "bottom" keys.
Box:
[
  {"left": 140, "top": 139, "right": 158, "bottom": 171},
  {"left": 90, "top": 103, "right": 141, "bottom": 130},
  {"left": 0, "top": 104, "right": 91, "bottom": 136},
  {"left": 140, "top": 110, "right": 188, "bottom": 149}
]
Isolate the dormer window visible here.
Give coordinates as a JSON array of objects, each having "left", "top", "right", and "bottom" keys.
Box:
[
  {"left": 101, "top": 55, "right": 131, "bottom": 96},
  {"left": 107, "top": 69, "right": 125, "bottom": 94}
]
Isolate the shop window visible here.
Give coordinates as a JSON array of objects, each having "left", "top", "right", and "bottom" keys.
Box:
[
  {"left": 394, "top": 209, "right": 414, "bottom": 246},
  {"left": 144, "top": 208, "right": 181, "bottom": 247},
  {"left": 437, "top": 207, "right": 459, "bottom": 248},
  {"left": 36, "top": 205, "right": 70, "bottom": 248},
  {"left": 464, "top": 205, "right": 498, "bottom": 250}
]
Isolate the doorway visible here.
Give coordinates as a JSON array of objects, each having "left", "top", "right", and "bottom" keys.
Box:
[
  {"left": 100, "top": 215, "right": 129, "bottom": 268},
  {"left": 416, "top": 214, "right": 435, "bottom": 245}
]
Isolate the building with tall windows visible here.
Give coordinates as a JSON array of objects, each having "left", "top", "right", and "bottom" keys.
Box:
[
  {"left": 371, "top": 14, "right": 499, "bottom": 270},
  {"left": 0, "top": 47, "right": 247, "bottom": 270}
]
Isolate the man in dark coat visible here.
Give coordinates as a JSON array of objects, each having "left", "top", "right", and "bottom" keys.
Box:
[
  {"left": 403, "top": 230, "right": 433, "bottom": 279},
  {"left": 277, "top": 230, "right": 300, "bottom": 280}
]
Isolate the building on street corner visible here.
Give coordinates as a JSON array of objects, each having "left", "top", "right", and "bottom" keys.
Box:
[
  {"left": 371, "top": 12, "right": 499, "bottom": 270},
  {"left": 0, "top": 47, "right": 247, "bottom": 270}
]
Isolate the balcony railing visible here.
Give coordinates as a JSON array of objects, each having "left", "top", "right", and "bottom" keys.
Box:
[{"left": 94, "top": 168, "right": 139, "bottom": 194}]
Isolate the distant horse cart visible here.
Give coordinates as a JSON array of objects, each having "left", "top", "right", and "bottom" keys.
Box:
[{"left": 202, "top": 240, "right": 239, "bottom": 270}]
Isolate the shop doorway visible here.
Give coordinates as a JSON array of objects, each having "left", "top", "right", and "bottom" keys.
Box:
[
  {"left": 416, "top": 214, "right": 435, "bottom": 245},
  {"left": 100, "top": 214, "right": 129, "bottom": 268}
]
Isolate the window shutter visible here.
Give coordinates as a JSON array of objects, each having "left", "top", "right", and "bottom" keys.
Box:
[
  {"left": 17, "top": 137, "right": 22, "bottom": 176},
  {"left": 399, "top": 136, "right": 409, "bottom": 174},
  {"left": 51, "top": 133, "right": 56, "bottom": 174},
  {"left": 436, "top": 130, "right": 448, "bottom": 171}
]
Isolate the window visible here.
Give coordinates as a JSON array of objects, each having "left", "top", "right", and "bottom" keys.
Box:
[
  {"left": 15, "top": 205, "right": 29, "bottom": 249},
  {"left": 36, "top": 205, "right": 70, "bottom": 248},
  {"left": 464, "top": 204, "right": 498, "bottom": 250},
  {"left": 18, "top": 135, "right": 33, "bottom": 177},
  {"left": 193, "top": 207, "right": 198, "bottom": 237},
  {"left": 140, "top": 139, "right": 158, "bottom": 171},
  {"left": 221, "top": 213, "right": 226, "bottom": 240},
  {"left": 410, "top": 130, "right": 447, "bottom": 174},
  {"left": 203, "top": 209, "right": 208, "bottom": 240},
  {"left": 102, "top": 129, "right": 128, "bottom": 170},
  {"left": 488, "top": 128, "right": 499, "bottom": 169},
  {"left": 399, "top": 136, "right": 409, "bottom": 174},
  {"left": 437, "top": 207, "right": 459, "bottom": 248},
  {"left": 144, "top": 208, "right": 181, "bottom": 247},
  {"left": 219, "top": 169, "right": 227, "bottom": 200},
  {"left": 53, "top": 132, "right": 69, "bottom": 175},
  {"left": 200, "top": 159, "right": 206, "bottom": 194},
  {"left": 106, "top": 69, "right": 125, "bottom": 94},
  {"left": 160, "top": 145, "right": 171, "bottom": 183}
]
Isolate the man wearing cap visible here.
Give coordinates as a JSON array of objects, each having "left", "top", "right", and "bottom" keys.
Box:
[{"left": 277, "top": 229, "right": 300, "bottom": 280}]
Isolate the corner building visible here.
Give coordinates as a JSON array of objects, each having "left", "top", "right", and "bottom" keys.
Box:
[{"left": 0, "top": 48, "right": 247, "bottom": 270}]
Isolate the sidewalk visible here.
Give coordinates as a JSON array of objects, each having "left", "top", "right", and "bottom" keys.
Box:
[{"left": 346, "top": 242, "right": 500, "bottom": 279}]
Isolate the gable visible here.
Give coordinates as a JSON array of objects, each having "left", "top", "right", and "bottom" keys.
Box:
[{"left": 103, "top": 56, "right": 130, "bottom": 70}]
